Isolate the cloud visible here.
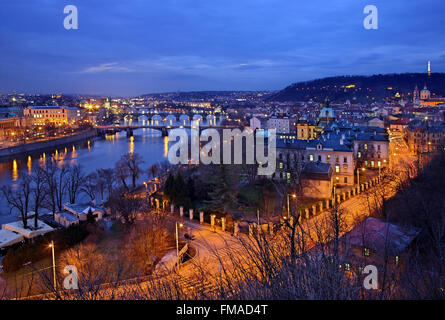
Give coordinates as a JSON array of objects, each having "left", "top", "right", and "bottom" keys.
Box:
[{"left": 80, "top": 62, "right": 133, "bottom": 74}]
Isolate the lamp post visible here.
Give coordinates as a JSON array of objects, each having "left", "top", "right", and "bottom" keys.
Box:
[
  {"left": 286, "top": 194, "right": 297, "bottom": 217},
  {"left": 49, "top": 241, "right": 56, "bottom": 290},
  {"left": 175, "top": 222, "right": 183, "bottom": 257},
  {"left": 357, "top": 167, "right": 365, "bottom": 187}
]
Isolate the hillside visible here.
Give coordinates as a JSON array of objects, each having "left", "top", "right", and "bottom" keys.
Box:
[{"left": 268, "top": 73, "right": 445, "bottom": 104}]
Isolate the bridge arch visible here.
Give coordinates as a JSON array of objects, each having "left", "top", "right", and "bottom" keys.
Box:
[
  {"left": 179, "top": 114, "right": 189, "bottom": 125},
  {"left": 151, "top": 115, "right": 163, "bottom": 125}
]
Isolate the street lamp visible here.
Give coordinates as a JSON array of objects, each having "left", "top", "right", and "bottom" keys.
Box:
[
  {"left": 175, "top": 222, "right": 183, "bottom": 257},
  {"left": 49, "top": 241, "right": 56, "bottom": 290},
  {"left": 287, "top": 194, "right": 297, "bottom": 217}
]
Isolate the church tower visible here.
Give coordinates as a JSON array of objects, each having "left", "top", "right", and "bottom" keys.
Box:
[
  {"left": 420, "top": 84, "right": 431, "bottom": 100},
  {"left": 413, "top": 85, "right": 419, "bottom": 103}
]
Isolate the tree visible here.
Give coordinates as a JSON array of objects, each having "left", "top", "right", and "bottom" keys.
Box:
[
  {"left": 148, "top": 163, "right": 159, "bottom": 179},
  {"left": 108, "top": 193, "right": 144, "bottom": 226},
  {"left": 115, "top": 160, "right": 130, "bottom": 192},
  {"left": 205, "top": 165, "right": 238, "bottom": 215},
  {"left": 31, "top": 167, "right": 47, "bottom": 229},
  {"left": 66, "top": 165, "right": 85, "bottom": 204},
  {"left": 82, "top": 173, "right": 98, "bottom": 202},
  {"left": 1, "top": 173, "right": 32, "bottom": 229},
  {"left": 116, "top": 153, "right": 144, "bottom": 189},
  {"left": 42, "top": 161, "right": 68, "bottom": 217},
  {"left": 97, "top": 168, "right": 115, "bottom": 201}
]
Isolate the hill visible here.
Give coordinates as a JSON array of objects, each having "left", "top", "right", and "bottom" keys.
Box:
[{"left": 268, "top": 73, "right": 445, "bottom": 104}]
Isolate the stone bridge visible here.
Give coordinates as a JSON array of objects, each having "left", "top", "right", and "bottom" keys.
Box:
[{"left": 96, "top": 124, "right": 240, "bottom": 137}]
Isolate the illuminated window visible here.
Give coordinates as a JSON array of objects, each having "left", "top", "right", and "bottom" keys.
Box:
[
  {"left": 395, "top": 256, "right": 399, "bottom": 266},
  {"left": 364, "top": 144, "right": 368, "bottom": 150},
  {"left": 344, "top": 263, "right": 351, "bottom": 271},
  {"left": 327, "top": 155, "right": 331, "bottom": 163},
  {"left": 309, "top": 154, "right": 314, "bottom": 162},
  {"left": 364, "top": 248, "right": 370, "bottom": 256},
  {"left": 279, "top": 162, "right": 283, "bottom": 169},
  {"left": 335, "top": 165, "right": 340, "bottom": 173}
]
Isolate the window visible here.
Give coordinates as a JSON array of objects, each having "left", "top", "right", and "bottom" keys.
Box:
[
  {"left": 377, "top": 145, "right": 381, "bottom": 151},
  {"left": 344, "top": 157, "right": 347, "bottom": 163},
  {"left": 309, "top": 154, "right": 314, "bottom": 162},
  {"left": 335, "top": 156, "right": 339, "bottom": 163},
  {"left": 364, "top": 144, "right": 368, "bottom": 150},
  {"left": 395, "top": 256, "right": 399, "bottom": 266},
  {"left": 343, "top": 164, "right": 348, "bottom": 171},
  {"left": 279, "top": 162, "right": 283, "bottom": 169},
  {"left": 327, "top": 155, "right": 331, "bottom": 163},
  {"left": 335, "top": 165, "right": 340, "bottom": 173},
  {"left": 344, "top": 263, "right": 351, "bottom": 271},
  {"left": 371, "top": 161, "right": 374, "bottom": 168},
  {"left": 318, "top": 155, "right": 322, "bottom": 162},
  {"left": 364, "top": 248, "right": 370, "bottom": 256},
  {"left": 344, "top": 177, "right": 347, "bottom": 183}
]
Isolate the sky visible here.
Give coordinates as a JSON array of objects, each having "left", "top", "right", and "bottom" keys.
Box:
[{"left": 0, "top": 0, "right": 444, "bottom": 96}]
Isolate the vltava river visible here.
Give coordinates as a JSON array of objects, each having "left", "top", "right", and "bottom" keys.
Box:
[{"left": 0, "top": 124, "right": 180, "bottom": 224}]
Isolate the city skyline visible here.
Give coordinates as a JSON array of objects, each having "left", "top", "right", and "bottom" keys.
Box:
[{"left": 1, "top": 0, "right": 444, "bottom": 96}]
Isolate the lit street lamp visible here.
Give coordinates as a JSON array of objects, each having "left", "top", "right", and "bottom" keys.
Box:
[
  {"left": 287, "top": 194, "right": 297, "bottom": 217},
  {"left": 49, "top": 241, "right": 56, "bottom": 290},
  {"left": 175, "top": 222, "right": 183, "bottom": 257}
]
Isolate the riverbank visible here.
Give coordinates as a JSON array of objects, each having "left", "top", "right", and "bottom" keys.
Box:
[{"left": 0, "top": 129, "right": 98, "bottom": 161}]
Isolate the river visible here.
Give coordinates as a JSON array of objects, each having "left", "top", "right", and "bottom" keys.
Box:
[{"left": 0, "top": 119, "right": 219, "bottom": 225}]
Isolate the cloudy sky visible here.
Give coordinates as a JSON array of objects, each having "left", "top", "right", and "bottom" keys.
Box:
[{"left": 0, "top": 0, "right": 444, "bottom": 96}]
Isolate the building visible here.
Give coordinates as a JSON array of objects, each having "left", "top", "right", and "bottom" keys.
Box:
[
  {"left": 276, "top": 135, "right": 355, "bottom": 186},
  {"left": 2, "top": 218, "right": 54, "bottom": 239},
  {"left": 55, "top": 203, "right": 106, "bottom": 227},
  {"left": 405, "top": 120, "right": 445, "bottom": 155},
  {"left": 338, "top": 217, "right": 420, "bottom": 270},
  {"left": 297, "top": 118, "right": 318, "bottom": 140},
  {"left": 413, "top": 85, "right": 445, "bottom": 107},
  {"left": 300, "top": 162, "right": 333, "bottom": 199},
  {"left": 24, "top": 106, "right": 84, "bottom": 126},
  {"left": 266, "top": 117, "right": 296, "bottom": 134},
  {"left": 353, "top": 131, "right": 390, "bottom": 169}
]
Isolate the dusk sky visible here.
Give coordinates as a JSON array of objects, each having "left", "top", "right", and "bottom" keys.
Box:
[{"left": 1, "top": 0, "right": 444, "bottom": 96}]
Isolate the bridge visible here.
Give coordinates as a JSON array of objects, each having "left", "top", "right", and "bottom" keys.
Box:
[
  {"left": 122, "top": 111, "right": 227, "bottom": 124},
  {"left": 96, "top": 124, "right": 241, "bottom": 137}
]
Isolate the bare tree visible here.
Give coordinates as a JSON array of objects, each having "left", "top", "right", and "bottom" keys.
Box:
[
  {"left": 66, "top": 165, "right": 85, "bottom": 204},
  {"left": 148, "top": 163, "right": 159, "bottom": 179},
  {"left": 1, "top": 172, "right": 32, "bottom": 229},
  {"left": 31, "top": 167, "right": 47, "bottom": 228},
  {"left": 97, "top": 168, "right": 115, "bottom": 201},
  {"left": 82, "top": 172, "right": 98, "bottom": 202},
  {"left": 42, "top": 161, "right": 68, "bottom": 217}
]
